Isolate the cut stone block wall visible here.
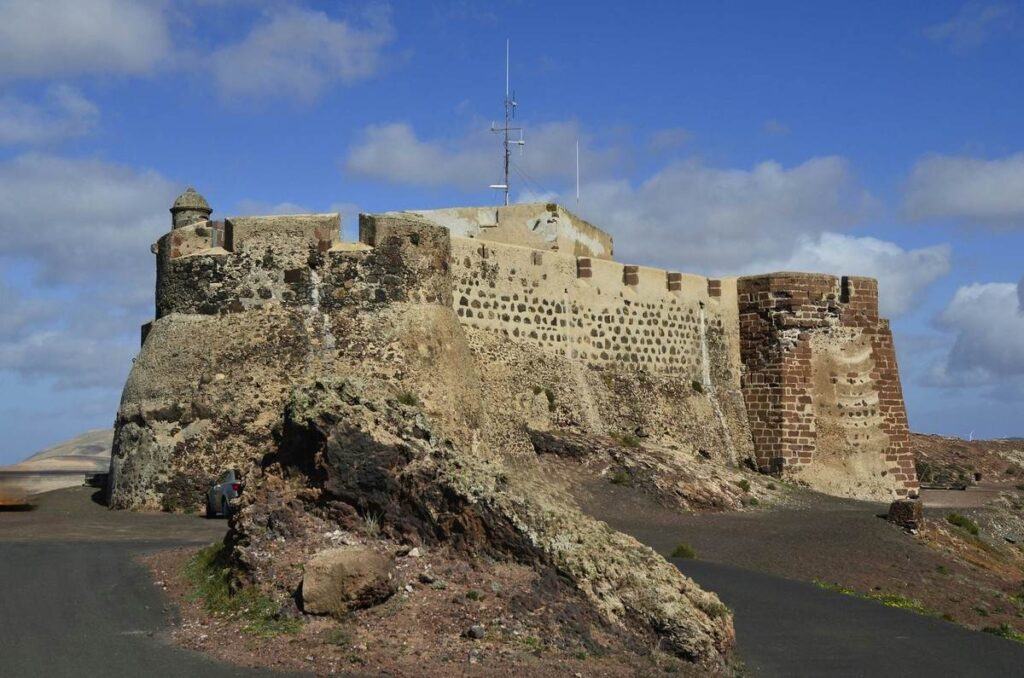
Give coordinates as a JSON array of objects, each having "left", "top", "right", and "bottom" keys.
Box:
[
  {"left": 737, "top": 273, "right": 917, "bottom": 498},
  {"left": 448, "top": 236, "right": 734, "bottom": 383}
]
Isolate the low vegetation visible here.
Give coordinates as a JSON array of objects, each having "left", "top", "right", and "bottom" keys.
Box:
[
  {"left": 185, "top": 543, "right": 301, "bottom": 638},
  {"left": 983, "top": 623, "right": 1024, "bottom": 644},
  {"left": 813, "top": 581, "right": 938, "bottom": 618},
  {"left": 946, "top": 513, "right": 980, "bottom": 536},
  {"left": 609, "top": 470, "right": 633, "bottom": 486},
  {"left": 531, "top": 385, "right": 557, "bottom": 411},
  {"left": 610, "top": 432, "right": 641, "bottom": 448},
  {"left": 670, "top": 543, "right": 697, "bottom": 559},
  {"left": 395, "top": 390, "right": 420, "bottom": 407}
]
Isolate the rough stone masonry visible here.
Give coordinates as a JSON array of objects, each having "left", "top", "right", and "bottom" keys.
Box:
[{"left": 110, "top": 191, "right": 917, "bottom": 511}]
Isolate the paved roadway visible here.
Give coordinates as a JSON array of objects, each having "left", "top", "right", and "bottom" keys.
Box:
[
  {"left": 4, "top": 487, "right": 1024, "bottom": 677},
  {"left": 0, "top": 487, "right": 302, "bottom": 678},
  {"left": 675, "top": 558, "right": 1024, "bottom": 678}
]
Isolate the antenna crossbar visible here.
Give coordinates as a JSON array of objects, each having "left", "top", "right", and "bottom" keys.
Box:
[{"left": 490, "top": 39, "right": 524, "bottom": 206}]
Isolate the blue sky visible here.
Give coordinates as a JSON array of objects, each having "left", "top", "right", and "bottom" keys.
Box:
[{"left": 1, "top": 0, "right": 1023, "bottom": 463}]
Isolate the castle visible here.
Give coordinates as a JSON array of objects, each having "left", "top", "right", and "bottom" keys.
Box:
[{"left": 109, "top": 188, "right": 917, "bottom": 508}]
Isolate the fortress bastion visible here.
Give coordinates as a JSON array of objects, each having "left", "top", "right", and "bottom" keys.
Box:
[{"left": 109, "top": 192, "right": 918, "bottom": 510}]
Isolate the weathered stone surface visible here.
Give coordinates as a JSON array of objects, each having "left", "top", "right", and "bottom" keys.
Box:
[
  {"left": 737, "top": 273, "right": 918, "bottom": 500},
  {"left": 887, "top": 498, "right": 923, "bottom": 530},
  {"left": 238, "top": 377, "right": 735, "bottom": 666},
  {"left": 301, "top": 546, "right": 396, "bottom": 615}
]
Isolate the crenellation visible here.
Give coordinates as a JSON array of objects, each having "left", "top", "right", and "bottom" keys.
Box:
[{"left": 129, "top": 189, "right": 915, "bottom": 504}]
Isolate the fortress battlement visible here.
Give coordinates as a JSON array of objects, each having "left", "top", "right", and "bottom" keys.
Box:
[{"left": 130, "top": 188, "right": 917, "bottom": 503}]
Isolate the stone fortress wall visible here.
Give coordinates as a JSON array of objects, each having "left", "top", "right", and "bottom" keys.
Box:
[{"left": 138, "top": 194, "right": 917, "bottom": 500}]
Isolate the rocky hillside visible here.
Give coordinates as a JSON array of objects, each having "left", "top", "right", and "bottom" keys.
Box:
[{"left": 110, "top": 214, "right": 741, "bottom": 670}]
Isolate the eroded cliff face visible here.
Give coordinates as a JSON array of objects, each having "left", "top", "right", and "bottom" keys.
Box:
[{"left": 110, "top": 211, "right": 738, "bottom": 667}]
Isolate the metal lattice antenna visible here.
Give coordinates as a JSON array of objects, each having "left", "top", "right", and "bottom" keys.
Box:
[{"left": 489, "top": 39, "right": 525, "bottom": 206}]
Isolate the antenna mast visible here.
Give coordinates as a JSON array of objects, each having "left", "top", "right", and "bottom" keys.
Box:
[{"left": 489, "top": 39, "right": 524, "bottom": 206}]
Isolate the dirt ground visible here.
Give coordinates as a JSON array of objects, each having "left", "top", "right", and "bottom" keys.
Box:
[
  {"left": 143, "top": 544, "right": 705, "bottom": 678},
  {"left": 145, "top": 433, "right": 1024, "bottom": 674},
  {"left": 562, "top": 455, "right": 1024, "bottom": 639}
]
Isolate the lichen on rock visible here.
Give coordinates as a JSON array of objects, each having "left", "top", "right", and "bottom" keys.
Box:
[{"left": 232, "top": 376, "right": 735, "bottom": 666}]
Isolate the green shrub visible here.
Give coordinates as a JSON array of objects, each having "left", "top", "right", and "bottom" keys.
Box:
[
  {"left": 946, "top": 513, "right": 980, "bottom": 536},
  {"left": 609, "top": 471, "right": 633, "bottom": 486},
  {"left": 185, "top": 543, "right": 301, "bottom": 638},
  {"left": 984, "top": 623, "right": 1024, "bottom": 643},
  {"left": 766, "top": 482, "right": 777, "bottom": 490},
  {"left": 691, "top": 380, "right": 705, "bottom": 394},
  {"left": 610, "top": 432, "right": 641, "bottom": 448},
  {"left": 396, "top": 390, "right": 420, "bottom": 407},
  {"left": 670, "top": 543, "right": 696, "bottom": 559},
  {"left": 543, "top": 387, "right": 556, "bottom": 411},
  {"left": 735, "top": 479, "right": 751, "bottom": 493},
  {"left": 466, "top": 589, "right": 485, "bottom": 601},
  {"left": 936, "top": 565, "right": 949, "bottom": 575}
]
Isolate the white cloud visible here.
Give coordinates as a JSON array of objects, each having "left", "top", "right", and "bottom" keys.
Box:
[
  {"left": 0, "top": 315, "right": 137, "bottom": 390},
  {"left": 211, "top": 6, "right": 395, "bottom": 101},
  {"left": 905, "top": 152, "right": 1024, "bottom": 226},
  {"left": 0, "top": 153, "right": 176, "bottom": 391},
  {"left": 925, "top": 3, "right": 1015, "bottom": 51},
  {"left": 346, "top": 119, "right": 619, "bottom": 191},
  {"left": 0, "top": 153, "right": 176, "bottom": 288},
  {"left": 931, "top": 281, "right": 1024, "bottom": 385},
  {"left": 751, "top": 233, "right": 951, "bottom": 317},
  {"left": 0, "top": 85, "right": 99, "bottom": 145},
  {"left": 565, "top": 156, "right": 874, "bottom": 272},
  {"left": 347, "top": 122, "right": 951, "bottom": 316},
  {"left": 0, "top": 0, "right": 170, "bottom": 81}
]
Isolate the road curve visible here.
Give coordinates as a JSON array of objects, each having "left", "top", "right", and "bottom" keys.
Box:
[
  {"left": 675, "top": 558, "right": 1024, "bottom": 677},
  {"left": 0, "top": 488, "right": 303, "bottom": 678}
]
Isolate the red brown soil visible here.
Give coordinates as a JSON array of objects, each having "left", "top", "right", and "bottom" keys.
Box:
[
  {"left": 572, "top": 459, "right": 1024, "bottom": 638},
  {"left": 912, "top": 433, "right": 1024, "bottom": 486},
  {"left": 142, "top": 545, "right": 706, "bottom": 677}
]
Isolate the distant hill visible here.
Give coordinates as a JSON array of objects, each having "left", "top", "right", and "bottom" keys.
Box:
[{"left": 1, "top": 429, "right": 112, "bottom": 475}]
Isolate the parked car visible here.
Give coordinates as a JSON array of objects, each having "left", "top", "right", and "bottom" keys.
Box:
[{"left": 206, "top": 469, "right": 243, "bottom": 518}]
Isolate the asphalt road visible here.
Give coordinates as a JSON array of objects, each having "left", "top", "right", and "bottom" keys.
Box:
[
  {"left": 5, "top": 487, "right": 1024, "bottom": 677},
  {"left": 0, "top": 487, "right": 302, "bottom": 678},
  {"left": 675, "top": 558, "right": 1024, "bottom": 678}
]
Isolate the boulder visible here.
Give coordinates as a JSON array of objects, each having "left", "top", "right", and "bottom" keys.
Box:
[
  {"left": 301, "top": 546, "right": 396, "bottom": 615},
  {"left": 886, "top": 498, "right": 923, "bottom": 530}
]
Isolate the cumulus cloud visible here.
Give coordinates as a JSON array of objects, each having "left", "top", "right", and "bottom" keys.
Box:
[
  {"left": 0, "top": 153, "right": 176, "bottom": 289},
  {"left": 0, "top": 85, "right": 99, "bottom": 145},
  {"left": 346, "top": 119, "right": 619, "bottom": 191},
  {"left": 211, "top": 6, "right": 395, "bottom": 101},
  {"left": 347, "top": 122, "right": 952, "bottom": 316},
  {"left": 924, "top": 3, "right": 1015, "bottom": 51},
  {"left": 564, "top": 156, "right": 874, "bottom": 272},
  {"left": 905, "top": 152, "right": 1024, "bottom": 227},
  {"left": 750, "top": 233, "right": 951, "bottom": 317},
  {"left": 0, "top": 312, "right": 137, "bottom": 390},
  {"left": 0, "top": 153, "right": 176, "bottom": 391},
  {"left": 0, "top": 0, "right": 170, "bottom": 81},
  {"left": 931, "top": 281, "right": 1024, "bottom": 387}
]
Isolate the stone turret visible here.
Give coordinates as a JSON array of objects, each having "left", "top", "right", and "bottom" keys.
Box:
[{"left": 170, "top": 187, "right": 212, "bottom": 229}]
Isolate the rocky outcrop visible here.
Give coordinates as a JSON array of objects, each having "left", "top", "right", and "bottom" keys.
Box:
[
  {"left": 110, "top": 201, "right": 744, "bottom": 668},
  {"left": 301, "top": 546, "right": 396, "bottom": 615},
  {"left": 232, "top": 377, "right": 734, "bottom": 666}
]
